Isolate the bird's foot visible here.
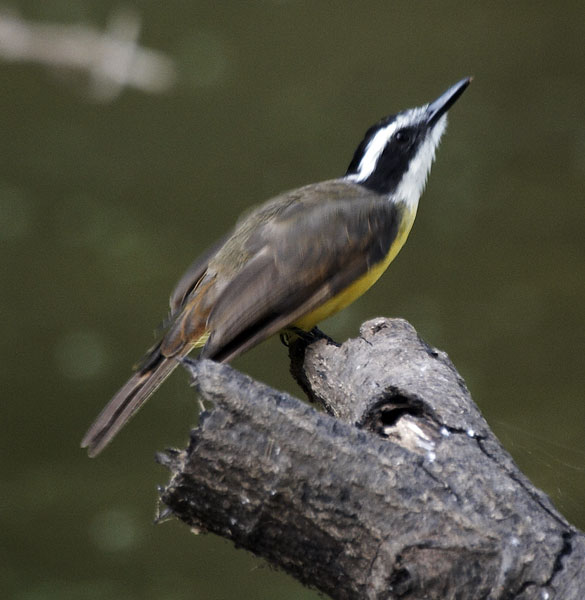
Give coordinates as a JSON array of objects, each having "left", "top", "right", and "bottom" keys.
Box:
[{"left": 280, "top": 326, "right": 337, "bottom": 347}]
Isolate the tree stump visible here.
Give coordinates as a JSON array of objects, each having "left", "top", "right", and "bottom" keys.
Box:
[{"left": 157, "top": 318, "right": 585, "bottom": 599}]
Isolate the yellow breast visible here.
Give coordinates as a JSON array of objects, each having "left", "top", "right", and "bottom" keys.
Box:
[{"left": 293, "top": 204, "right": 417, "bottom": 330}]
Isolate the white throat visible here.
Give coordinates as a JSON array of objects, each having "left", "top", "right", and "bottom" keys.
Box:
[{"left": 393, "top": 114, "right": 447, "bottom": 212}]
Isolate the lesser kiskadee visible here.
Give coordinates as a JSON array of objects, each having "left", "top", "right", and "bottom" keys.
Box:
[{"left": 82, "top": 77, "right": 470, "bottom": 456}]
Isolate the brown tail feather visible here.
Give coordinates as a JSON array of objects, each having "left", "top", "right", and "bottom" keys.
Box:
[{"left": 81, "top": 353, "right": 181, "bottom": 457}]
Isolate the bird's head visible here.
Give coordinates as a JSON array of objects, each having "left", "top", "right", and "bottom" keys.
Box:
[{"left": 346, "top": 77, "right": 471, "bottom": 209}]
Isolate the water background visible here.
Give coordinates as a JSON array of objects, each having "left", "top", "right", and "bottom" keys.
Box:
[{"left": 2, "top": 2, "right": 585, "bottom": 598}]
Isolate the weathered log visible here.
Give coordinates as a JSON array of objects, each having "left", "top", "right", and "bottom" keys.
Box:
[{"left": 158, "top": 318, "right": 585, "bottom": 599}]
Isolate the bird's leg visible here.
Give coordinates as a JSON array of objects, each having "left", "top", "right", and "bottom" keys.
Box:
[{"left": 280, "top": 326, "right": 337, "bottom": 347}]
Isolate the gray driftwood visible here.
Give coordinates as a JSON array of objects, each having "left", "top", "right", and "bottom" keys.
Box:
[{"left": 157, "top": 318, "right": 585, "bottom": 599}]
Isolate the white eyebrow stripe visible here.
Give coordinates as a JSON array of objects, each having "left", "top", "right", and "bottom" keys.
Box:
[
  {"left": 346, "top": 105, "right": 430, "bottom": 183},
  {"left": 350, "top": 122, "right": 398, "bottom": 182}
]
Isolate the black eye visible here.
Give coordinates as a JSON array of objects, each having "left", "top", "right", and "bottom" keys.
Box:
[{"left": 395, "top": 129, "right": 410, "bottom": 144}]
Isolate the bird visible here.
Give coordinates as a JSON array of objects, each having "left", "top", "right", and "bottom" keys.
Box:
[{"left": 82, "top": 77, "right": 471, "bottom": 457}]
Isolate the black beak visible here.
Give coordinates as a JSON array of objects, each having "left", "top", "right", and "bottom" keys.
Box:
[{"left": 427, "top": 77, "right": 472, "bottom": 126}]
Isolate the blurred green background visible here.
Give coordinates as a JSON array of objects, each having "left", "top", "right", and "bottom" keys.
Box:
[{"left": 2, "top": 1, "right": 585, "bottom": 599}]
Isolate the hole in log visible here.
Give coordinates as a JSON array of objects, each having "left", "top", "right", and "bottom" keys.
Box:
[{"left": 359, "top": 388, "right": 426, "bottom": 437}]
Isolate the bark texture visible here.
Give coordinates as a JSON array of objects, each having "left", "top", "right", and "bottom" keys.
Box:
[{"left": 157, "top": 318, "right": 585, "bottom": 599}]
